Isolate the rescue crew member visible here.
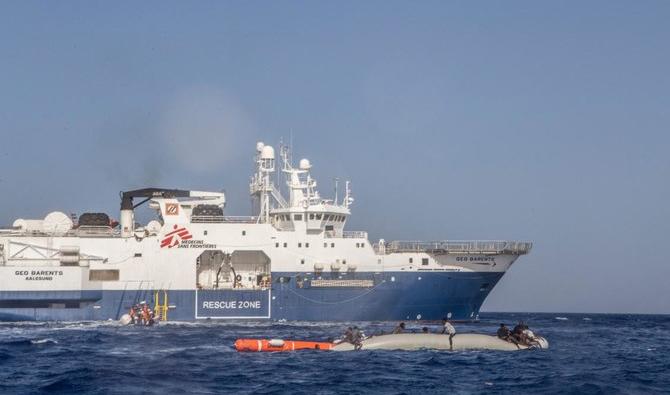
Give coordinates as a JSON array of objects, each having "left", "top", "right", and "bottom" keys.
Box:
[
  {"left": 441, "top": 318, "right": 456, "bottom": 351},
  {"left": 141, "top": 304, "right": 151, "bottom": 326}
]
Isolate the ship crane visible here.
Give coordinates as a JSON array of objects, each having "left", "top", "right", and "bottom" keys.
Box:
[{"left": 119, "top": 188, "right": 224, "bottom": 237}]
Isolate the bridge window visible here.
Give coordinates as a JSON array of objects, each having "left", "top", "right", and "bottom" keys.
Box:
[
  {"left": 294, "top": 214, "right": 303, "bottom": 221},
  {"left": 331, "top": 243, "right": 335, "bottom": 248},
  {"left": 283, "top": 242, "right": 287, "bottom": 248},
  {"left": 309, "top": 214, "right": 314, "bottom": 220},
  {"left": 324, "top": 242, "right": 328, "bottom": 248},
  {"left": 422, "top": 258, "right": 429, "bottom": 266},
  {"left": 298, "top": 243, "right": 302, "bottom": 248},
  {"left": 316, "top": 214, "right": 322, "bottom": 220},
  {"left": 306, "top": 243, "right": 310, "bottom": 248},
  {"left": 409, "top": 258, "right": 413, "bottom": 263},
  {"left": 275, "top": 242, "right": 279, "bottom": 248}
]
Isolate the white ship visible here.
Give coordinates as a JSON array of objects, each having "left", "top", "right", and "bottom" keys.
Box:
[{"left": 0, "top": 142, "right": 531, "bottom": 321}]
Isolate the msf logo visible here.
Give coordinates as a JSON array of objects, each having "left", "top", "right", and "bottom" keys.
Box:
[{"left": 160, "top": 225, "right": 193, "bottom": 248}]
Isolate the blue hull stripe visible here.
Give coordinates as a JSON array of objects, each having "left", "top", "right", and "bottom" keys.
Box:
[{"left": 0, "top": 272, "right": 503, "bottom": 322}]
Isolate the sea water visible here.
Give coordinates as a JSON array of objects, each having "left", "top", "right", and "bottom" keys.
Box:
[{"left": 0, "top": 313, "right": 668, "bottom": 394}]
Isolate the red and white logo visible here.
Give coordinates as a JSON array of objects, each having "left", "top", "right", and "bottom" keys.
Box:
[{"left": 160, "top": 224, "right": 192, "bottom": 248}]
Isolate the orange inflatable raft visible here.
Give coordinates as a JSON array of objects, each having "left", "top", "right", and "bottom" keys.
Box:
[{"left": 235, "top": 338, "right": 333, "bottom": 352}]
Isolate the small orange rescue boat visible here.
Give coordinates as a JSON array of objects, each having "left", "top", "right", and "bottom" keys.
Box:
[{"left": 235, "top": 338, "right": 333, "bottom": 352}]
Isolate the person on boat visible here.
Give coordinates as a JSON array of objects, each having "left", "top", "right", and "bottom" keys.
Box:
[
  {"left": 147, "top": 308, "right": 156, "bottom": 326},
  {"left": 441, "top": 318, "right": 456, "bottom": 350},
  {"left": 352, "top": 326, "right": 363, "bottom": 350},
  {"left": 422, "top": 327, "right": 429, "bottom": 333},
  {"left": 342, "top": 327, "right": 354, "bottom": 344},
  {"left": 129, "top": 305, "right": 137, "bottom": 324},
  {"left": 497, "top": 323, "right": 511, "bottom": 340},
  {"left": 392, "top": 322, "right": 406, "bottom": 334},
  {"left": 512, "top": 321, "right": 529, "bottom": 344},
  {"left": 522, "top": 327, "right": 538, "bottom": 346},
  {"left": 498, "top": 323, "right": 521, "bottom": 348},
  {"left": 141, "top": 304, "right": 152, "bottom": 326}
]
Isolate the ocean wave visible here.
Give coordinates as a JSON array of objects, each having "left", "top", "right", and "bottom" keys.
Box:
[
  {"left": 31, "top": 338, "right": 58, "bottom": 345},
  {"left": 0, "top": 313, "right": 668, "bottom": 394}
]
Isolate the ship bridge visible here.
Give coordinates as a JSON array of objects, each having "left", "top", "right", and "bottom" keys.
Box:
[{"left": 250, "top": 141, "right": 354, "bottom": 236}]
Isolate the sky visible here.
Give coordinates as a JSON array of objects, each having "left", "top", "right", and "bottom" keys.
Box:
[{"left": 0, "top": 1, "right": 668, "bottom": 314}]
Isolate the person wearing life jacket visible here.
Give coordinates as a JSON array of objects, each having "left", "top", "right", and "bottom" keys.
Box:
[
  {"left": 141, "top": 304, "right": 151, "bottom": 325},
  {"left": 392, "top": 322, "right": 406, "bottom": 334},
  {"left": 441, "top": 318, "right": 456, "bottom": 351}
]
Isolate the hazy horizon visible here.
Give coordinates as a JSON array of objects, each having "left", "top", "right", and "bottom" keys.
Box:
[{"left": 1, "top": 1, "right": 668, "bottom": 314}]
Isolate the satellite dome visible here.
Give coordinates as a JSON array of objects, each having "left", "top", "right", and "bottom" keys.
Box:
[
  {"left": 261, "top": 145, "right": 275, "bottom": 160},
  {"left": 146, "top": 220, "right": 162, "bottom": 235},
  {"left": 256, "top": 141, "right": 265, "bottom": 152},
  {"left": 299, "top": 158, "right": 311, "bottom": 170},
  {"left": 43, "top": 211, "right": 73, "bottom": 235}
]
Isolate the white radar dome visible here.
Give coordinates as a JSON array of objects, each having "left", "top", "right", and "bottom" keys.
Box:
[
  {"left": 146, "top": 220, "right": 163, "bottom": 235},
  {"left": 43, "top": 211, "right": 73, "bottom": 235},
  {"left": 299, "top": 158, "right": 311, "bottom": 170},
  {"left": 256, "top": 141, "right": 265, "bottom": 152},
  {"left": 261, "top": 145, "right": 275, "bottom": 160}
]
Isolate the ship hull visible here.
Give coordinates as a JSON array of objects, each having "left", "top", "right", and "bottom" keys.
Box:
[{"left": 0, "top": 271, "right": 503, "bottom": 322}]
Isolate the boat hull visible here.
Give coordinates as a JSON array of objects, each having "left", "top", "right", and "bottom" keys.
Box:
[{"left": 0, "top": 271, "right": 504, "bottom": 322}]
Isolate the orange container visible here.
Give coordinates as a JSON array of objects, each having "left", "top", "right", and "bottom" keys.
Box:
[{"left": 235, "top": 338, "right": 333, "bottom": 352}]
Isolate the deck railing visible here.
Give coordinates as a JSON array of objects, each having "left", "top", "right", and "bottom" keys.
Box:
[
  {"left": 379, "top": 240, "right": 533, "bottom": 255},
  {"left": 191, "top": 215, "right": 258, "bottom": 224}
]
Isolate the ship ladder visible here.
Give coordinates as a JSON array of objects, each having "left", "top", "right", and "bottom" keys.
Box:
[{"left": 153, "top": 290, "right": 169, "bottom": 322}]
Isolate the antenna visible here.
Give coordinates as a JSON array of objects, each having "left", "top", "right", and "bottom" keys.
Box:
[
  {"left": 289, "top": 129, "right": 293, "bottom": 167},
  {"left": 277, "top": 137, "right": 283, "bottom": 189},
  {"left": 334, "top": 177, "right": 339, "bottom": 206}
]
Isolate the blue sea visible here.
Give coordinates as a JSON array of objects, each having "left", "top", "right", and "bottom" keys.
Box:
[{"left": 0, "top": 313, "right": 668, "bottom": 394}]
